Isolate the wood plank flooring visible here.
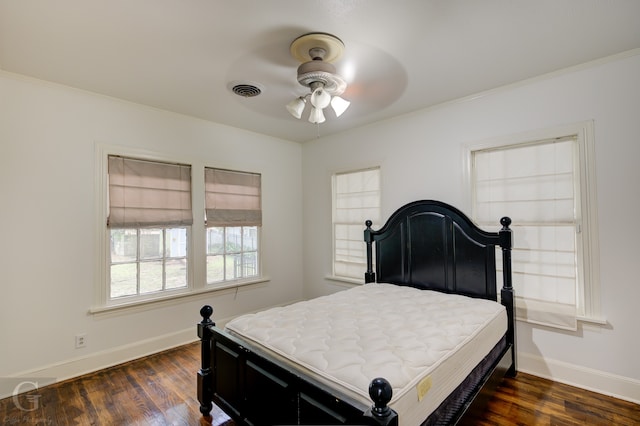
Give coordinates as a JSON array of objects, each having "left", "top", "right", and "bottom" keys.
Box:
[{"left": 1, "top": 342, "right": 638, "bottom": 425}]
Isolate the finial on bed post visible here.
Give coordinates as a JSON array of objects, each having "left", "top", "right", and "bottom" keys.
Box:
[
  {"left": 197, "top": 305, "right": 215, "bottom": 422},
  {"left": 499, "top": 217, "right": 517, "bottom": 376},
  {"left": 499, "top": 217, "right": 513, "bottom": 290},
  {"left": 363, "top": 378, "right": 398, "bottom": 426},
  {"left": 364, "top": 220, "right": 376, "bottom": 283}
]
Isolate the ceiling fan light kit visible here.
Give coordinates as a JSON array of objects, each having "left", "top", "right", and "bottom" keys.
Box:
[
  {"left": 286, "top": 97, "right": 307, "bottom": 119},
  {"left": 287, "top": 32, "right": 350, "bottom": 124}
]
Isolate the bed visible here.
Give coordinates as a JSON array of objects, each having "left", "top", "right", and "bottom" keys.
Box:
[{"left": 197, "top": 200, "right": 516, "bottom": 425}]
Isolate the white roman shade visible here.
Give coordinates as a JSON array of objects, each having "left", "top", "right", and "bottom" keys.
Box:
[
  {"left": 108, "top": 156, "right": 193, "bottom": 228},
  {"left": 205, "top": 168, "right": 262, "bottom": 227},
  {"left": 333, "top": 167, "right": 381, "bottom": 280},
  {"left": 473, "top": 137, "right": 579, "bottom": 330}
]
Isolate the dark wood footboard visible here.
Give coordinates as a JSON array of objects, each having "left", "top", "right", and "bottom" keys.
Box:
[{"left": 197, "top": 305, "right": 398, "bottom": 426}]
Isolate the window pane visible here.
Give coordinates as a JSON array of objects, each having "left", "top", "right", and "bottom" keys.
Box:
[
  {"left": 165, "top": 259, "right": 187, "bottom": 289},
  {"left": 110, "top": 264, "right": 137, "bottom": 298},
  {"left": 207, "top": 255, "right": 224, "bottom": 282},
  {"left": 110, "top": 229, "right": 137, "bottom": 263},
  {"left": 243, "top": 252, "right": 258, "bottom": 277},
  {"left": 225, "top": 227, "right": 242, "bottom": 253},
  {"left": 225, "top": 254, "right": 239, "bottom": 280},
  {"left": 140, "top": 229, "right": 163, "bottom": 259},
  {"left": 140, "top": 261, "right": 162, "bottom": 293},
  {"left": 206, "top": 227, "right": 224, "bottom": 255},
  {"left": 243, "top": 226, "right": 258, "bottom": 251},
  {"left": 166, "top": 228, "right": 187, "bottom": 257}
]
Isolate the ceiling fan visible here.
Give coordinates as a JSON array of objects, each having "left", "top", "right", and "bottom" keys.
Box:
[{"left": 286, "top": 32, "right": 350, "bottom": 124}]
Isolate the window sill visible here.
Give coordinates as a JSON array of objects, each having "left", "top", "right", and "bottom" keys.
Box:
[
  {"left": 325, "top": 275, "right": 365, "bottom": 287},
  {"left": 577, "top": 315, "right": 608, "bottom": 326},
  {"left": 89, "top": 277, "right": 270, "bottom": 317}
]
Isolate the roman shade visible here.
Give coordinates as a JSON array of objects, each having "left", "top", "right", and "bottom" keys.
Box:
[
  {"left": 108, "top": 156, "right": 193, "bottom": 228},
  {"left": 473, "top": 137, "right": 579, "bottom": 330},
  {"left": 205, "top": 168, "right": 262, "bottom": 227},
  {"left": 333, "top": 167, "right": 381, "bottom": 279}
]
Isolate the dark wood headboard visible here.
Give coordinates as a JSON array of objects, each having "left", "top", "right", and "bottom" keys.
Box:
[{"left": 364, "top": 200, "right": 512, "bottom": 302}]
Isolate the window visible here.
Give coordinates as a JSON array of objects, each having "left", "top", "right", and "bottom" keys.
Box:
[
  {"left": 205, "top": 167, "right": 262, "bottom": 285},
  {"left": 107, "top": 155, "right": 192, "bottom": 302},
  {"left": 95, "top": 146, "right": 268, "bottom": 313},
  {"left": 332, "top": 167, "right": 381, "bottom": 281},
  {"left": 469, "top": 122, "right": 601, "bottom": 330}
]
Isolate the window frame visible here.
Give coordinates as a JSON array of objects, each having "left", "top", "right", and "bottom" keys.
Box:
[
  {"left": 95, "top": 146, "right": 196, "bottom": 310},
  {"left": 464, "top": 121, "right": 604, "bottom": 327},
  {"left": 204, "top": 167, "right": 263, "bottom": 288},
  {"left": 93, "top": 144, "right": 268, "bottom": 315},
  {"left": 329, "top": 166, "right": 382, "bottom": 284}
]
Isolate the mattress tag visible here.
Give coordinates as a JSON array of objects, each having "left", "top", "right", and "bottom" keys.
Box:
[{"left": 417, "top": 376, "right": 432, "bottom": 401}]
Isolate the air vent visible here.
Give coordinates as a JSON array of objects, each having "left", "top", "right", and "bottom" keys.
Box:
[{"left": 229, "top": 81, "right": 263, "bottom": 98}]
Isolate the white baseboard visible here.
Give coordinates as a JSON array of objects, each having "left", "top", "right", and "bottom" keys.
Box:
[
  {"left": 1, "top": 327, "right": 197, "bottom": 400},
  {"left": 1, "top": 307, "right": 290, "bottom": 401},
  {"left": 6, "top": 329, "right": 637, "bottom": 408},
  {"left": 518, "top": 351, "right": 640, "bottom": 405}
]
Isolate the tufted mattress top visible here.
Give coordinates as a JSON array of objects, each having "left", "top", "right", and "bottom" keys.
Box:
[{"left": 225, "top": 283, "right": 507, "bottom": 424}]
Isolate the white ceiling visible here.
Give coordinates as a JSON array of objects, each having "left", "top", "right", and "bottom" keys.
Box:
[{"left": 2, "top": 1, "right": 640, "bottom": 143}]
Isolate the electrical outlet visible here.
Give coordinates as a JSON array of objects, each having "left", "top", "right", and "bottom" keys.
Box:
[{"left": 75, "top": 334, "right": 87, "bottom": 349}]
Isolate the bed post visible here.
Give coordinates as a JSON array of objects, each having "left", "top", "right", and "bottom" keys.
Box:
[
  {"left": 499, "top": 217, "right": 517, "bottom": 376},
  {"left": 364, "top": 220, "right": 376, "bottom": 283},
  {"left": 197, "top": 305, "right": 214, "bottom": 425},
  {"left": 363, "top": 378, "right": 398, "bottom": 426}
]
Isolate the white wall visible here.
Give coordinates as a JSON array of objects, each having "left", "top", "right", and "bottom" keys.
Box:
[
  {"left": 302, "top": 51, "right": 640, "bottom": 402},
  {"left": 2, "top": 49, "right": 639, "bottom": 404},
  {"left": 0, "top": 72, "right": 303, "bottom": 386}
]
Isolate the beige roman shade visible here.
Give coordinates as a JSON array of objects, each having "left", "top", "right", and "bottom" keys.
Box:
[
  {"left": 205, "top": 168, "right": 262, "bottom": 227},
  {"left": 108, "top": 156, "right": 193, "bottom": 228},
  {"left": 333, "top": 167, "right": 381, "bottom": 280},
  {"left": 473, "top": 137, "right": 579, "bottom": 330}
]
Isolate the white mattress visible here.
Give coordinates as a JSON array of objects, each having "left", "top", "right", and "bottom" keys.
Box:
[{"left": 225, "top": 283, "right": 507, "bottom": 425}]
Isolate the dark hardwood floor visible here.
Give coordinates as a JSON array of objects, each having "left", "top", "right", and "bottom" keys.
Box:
[{"left": 1, "top": 342, "right": 638, "bottom": 425}]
